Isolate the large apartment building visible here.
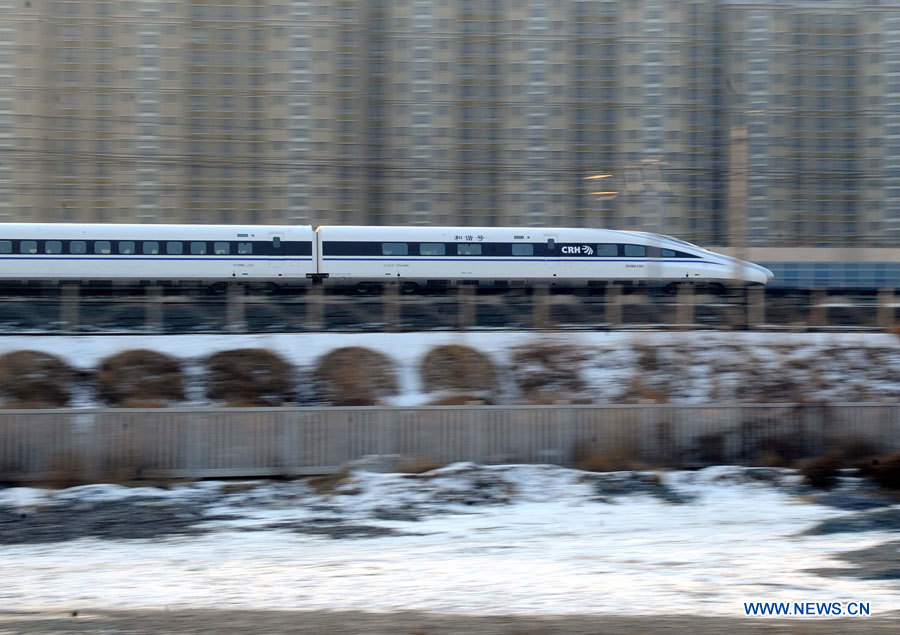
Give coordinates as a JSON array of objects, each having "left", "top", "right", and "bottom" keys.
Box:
[
  {"left": 720, "top": 0, "right": 900, "bottom": 248},
  {"left": 1, "top": 0, "right": 301, "bottom": 225},
  {"left": 365, "top": 0, "right": 719, "bottom": 240},
  {"left": 1, "top": 1, "right": 899, "bottom": 276}
]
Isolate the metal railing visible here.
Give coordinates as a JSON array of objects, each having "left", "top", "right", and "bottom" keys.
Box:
[
  {"left": 1, "top": 403, "right": 898, "bottom": 483},
  {"left": 0, "top": 286, "right": 897, "bottom": 333}
]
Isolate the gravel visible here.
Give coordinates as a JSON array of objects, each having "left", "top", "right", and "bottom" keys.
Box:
[{"left": 0, "top": 498, "right": 240, "bottom": 545}]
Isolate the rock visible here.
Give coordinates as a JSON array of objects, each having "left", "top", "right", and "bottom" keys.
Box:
[
  {"left": 811, "top": 492, "right": 893, "bottom": 511},
  {"left": 803, "top": 508, "right": 900, "bottom": 536},
  {"left": 580, "top": 472, "right": 694, "bottom": 505}
]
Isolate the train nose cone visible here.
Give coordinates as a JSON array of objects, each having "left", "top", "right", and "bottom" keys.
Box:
[{"left": 746, "top": 265, "right": 774, "bottom": 285}]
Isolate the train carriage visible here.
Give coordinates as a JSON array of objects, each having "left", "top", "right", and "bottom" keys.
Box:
[
  {"left": 0, "top": 223, "right": 316, "bottom": 285},
  {"left": 0, "top": 223, "right": 772, "bottom": 290},
  {"left": 316, "top": 225, "right": 773, "bottom": 290}
]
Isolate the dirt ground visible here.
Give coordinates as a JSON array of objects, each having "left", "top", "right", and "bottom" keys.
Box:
[{"left": 2, "top": 610, "right": 899, "bottom": 635}]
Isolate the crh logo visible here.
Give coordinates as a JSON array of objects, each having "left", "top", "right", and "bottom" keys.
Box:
[{"left": 561, "top": 245, "right": 595, "bottom": 256}]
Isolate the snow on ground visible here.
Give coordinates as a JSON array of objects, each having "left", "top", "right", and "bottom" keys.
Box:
[
  {"left": 2, "top": 465, "right": 898, "bottom": 616},
  {"left": 0, "top": 331, "right": 898, "bottom": 406}
]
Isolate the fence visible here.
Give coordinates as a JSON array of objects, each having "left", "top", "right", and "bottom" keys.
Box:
[
  {"left": 0, "top": 286, "right": 897, "bottom": 334},
  {"left": 1, "top": 404, "right": 898, "bottom": 483}
]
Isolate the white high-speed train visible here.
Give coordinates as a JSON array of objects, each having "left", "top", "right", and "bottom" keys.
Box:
[{"left": 0, "top": 223, "right": 773, "bottom": 290}]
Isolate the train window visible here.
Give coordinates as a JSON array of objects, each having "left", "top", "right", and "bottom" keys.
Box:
[
  {"left": 420, "top": 243, "right": 445, "bottom": 256},
  {"left": 214, "top": 241, "right": 230, "bottom": 255},
  {"left": 45, "top": 241, "right": 62, "bottom": 254},
  {"left": 272, "top": 237, "right": 281, "bottom": 249},
  {"left": 382, "top": 242, "right": 408, "bottom": 256},
  {"left": 597, "top": 244, "right": 618, "bottom": 257},
  {"left": 166, "top": 241, "right": 183, "bottom": 255},
  {"left": 143, "top": 241, "right": 160, "bottom": 255},
  {"left": 0, "top": 241, "right": 11, "bottom": 254},
  {"left": 190, "top": 241, "right": 207, "bottom": 255},
  {"left": 322, "top": 241, "right": 380, "bottom": 256},
  {"left": 661, "top": 248, "right": 676, "bottom": 257},
  {"left": 547, "top": 238, "right": 556, "bottom": 250},
  {"left": 21, "top": 240, "right": 37, "bottom": 254},
  {"left": 624, "top": 244, "right": 646, "bottom": 257},
  {"left": 94, "top": 241, "right": 112, "bottom": 255},
  {"left": 458, "top": 243, "right": 482, "bottom": 256},
  {"left": 512, "top": 243, "right": 534, "bottom": 256},
  {"left": 70, "top": 241, "right": 86, "bottom": 254},
  {"left": 237, "top": 242, "right": 253, "bottom": 255},
  {"left": 118, "top": 241, "right": 135, "bottom": 255}
]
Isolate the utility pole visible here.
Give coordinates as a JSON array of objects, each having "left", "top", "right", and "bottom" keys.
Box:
[
  {"left": 729, "top": 124, "right": 748, "bottom": 276},
  {"left": 729, "top": 122, "right": 748, "bottom": 329}
]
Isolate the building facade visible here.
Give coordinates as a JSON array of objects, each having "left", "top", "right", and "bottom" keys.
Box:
[
  {"left": 0, "top": 0, "right": 899, "bottom": 260},
  {"left": 720, "top": 0, "right": 900, "bottom": 248}
]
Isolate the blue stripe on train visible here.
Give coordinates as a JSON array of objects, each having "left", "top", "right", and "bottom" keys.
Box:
[{"left": 323, "top": 257, "right": 723, "bottom": 265}]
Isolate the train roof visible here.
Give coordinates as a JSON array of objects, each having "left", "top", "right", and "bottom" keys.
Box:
[
  {"left": 0, "top": 223, "right": 312, "bottom": 238},
  {"left": 317, "top": 225, "right": 648, "bottom": 241}
]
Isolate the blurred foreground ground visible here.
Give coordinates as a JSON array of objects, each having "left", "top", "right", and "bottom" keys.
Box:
[
  {"left": 3, "top": 467, "right": 899, "bottom": 625},
  {"left": 3, "top": 609, "right": 900, "bottom": 635}
]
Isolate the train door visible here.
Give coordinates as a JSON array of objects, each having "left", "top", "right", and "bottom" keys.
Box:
[
  {"left": 268, "top": 232, "right": 285, "bottom": 276},
  {"left": 542, "top": 232, "right": 560, "bottom": 278}
]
